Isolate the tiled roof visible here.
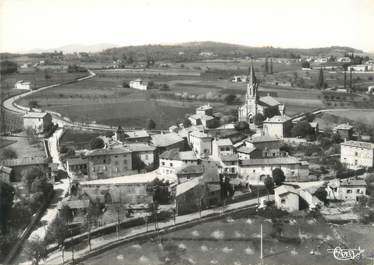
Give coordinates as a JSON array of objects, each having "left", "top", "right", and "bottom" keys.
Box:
[
  {"left": 151, "top": 133, "right": 184, "bottom": 147},
  {"left": 220, "top": 154, "right": 239, "bottom": 162},
  {"left": 190, "top": 131, "right": 211, "bottom": 139},
  {"left": 249, "top": 136, "right": 280, "bottom": 143},
  {"left": 196, "top": 105, "right": 213, "bottom": 111},
  {"left": 2, "top": 156, "right": 50, "bottom": 167},
  {"left": 334, "top": 123, "right": 353, "bottom": 130},
  {"left": 66, "top": 157, "right": 87, "bottom": 166},
  {"left": 275, "top": 185, "right": 299, "bottom": 196},
  {"left": 23, "top": 112, "right": 49, "bottom": 118},
  {"left": 237, "top": 146, "right": 256, "bottom": 154},
  {"left": 341, "top": 140, "right": 374, "bottom": 149},
  {"left": 160, "top": 149, "right": 198, "bottom": 161},
  {"left": 259, "top": 95, "right": 280, "bottom": 107},
  {"left": 240, "top": 156, "right": 304, "bottom": 166},
  {"left": 126, "top": 143, "right": 156, "bottom": 152},
  {"left": 80, "top": 171, "right": 163, "bottom": 185},
  {"left": 264, "top": 115, "right": 291, "bottom": 123},
  {"left": 176, "top": 177, "right": 201, "bottom": 196},
  {"left": 216, "top": 138, "right": 233, "bottom": 146},
  {"left": 86, "top": 147, "right": 131, "bottom": 157},
  {"left": 339, "top": 178, "right": 367, "bottom": 187},
  {"left": 125, "top": 130, "right": 149, "bottom": 139},
  {"left": 177, "top": 164, "right": 204, "bottom": 175}
]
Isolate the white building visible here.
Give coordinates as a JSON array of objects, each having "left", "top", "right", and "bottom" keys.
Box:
[
  {"left": 159, "top": 149, "right": 199, "bottom": 177},
  {"left": 212, "top": 138, "right": 234, "bottom": 159},
  {"left": 337, "top": 57, "right": 352, "bottom": 63},
  {"left": 274, "top": 185, "right": 300, "bottom": 212},
  {"left": 188, "top": 131, "right": 212, "bottom": 158},
  {"left": 348, "top": 64, "right": 374, "bottom": 72},
  {"left": 340, "top": 140, "right": 374, "bottom": 169},
  {"left": 129, "top": 79, "right": 149, "bottom": 90},
  {"left": 15, "top": 80, "right": 32, "bottom": 90},
  {"left": 23, "top": 112, "right": 53, "bottom": 133},
  {"left": 326, "top": 178, "right": 367, "bottom": 201},
  {"left": 263, "top": 113, "right": 292, "bottom": 139}
]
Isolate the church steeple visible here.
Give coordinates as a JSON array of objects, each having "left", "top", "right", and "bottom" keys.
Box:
[{"left": 247, "top": 62, "right": 258, "bottom": 99}]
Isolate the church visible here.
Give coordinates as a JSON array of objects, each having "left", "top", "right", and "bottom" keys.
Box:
[{"left": 238, "top": 63, "right": 284, "bottom": 124}]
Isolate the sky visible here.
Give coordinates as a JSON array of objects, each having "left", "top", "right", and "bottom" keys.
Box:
[{"left": 0, "top": 0, "right": 374, "bottom": 53}]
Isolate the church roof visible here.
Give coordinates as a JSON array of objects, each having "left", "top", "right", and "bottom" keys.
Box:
[
  {"left": 259, "top": 95, "right": 280, "bottom": 107},
  {"left": 248, "top": 63, "right": 257, "bottom": 85}
]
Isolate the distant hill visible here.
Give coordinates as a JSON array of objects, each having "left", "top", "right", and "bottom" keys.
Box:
[
  {"left": 101, "top": 41, "right": 363, "bottom": 62},
  {"left": 27, "top": 43, "right": 117, "bottom": 54}
]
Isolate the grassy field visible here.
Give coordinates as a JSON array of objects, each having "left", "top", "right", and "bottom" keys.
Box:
[
  {"left": 15, "top": 60, "right": 327, "bottom": 128},
  {"left": 82, "top": 213, "right": 373, "bottom": 265}
]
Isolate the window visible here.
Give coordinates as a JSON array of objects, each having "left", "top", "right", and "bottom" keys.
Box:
[
  {"left": 347, "top": 189, "right": 352, "bottom": 194},
  {"left": 264, "top": 152, "right": 268, "bottom": 157},
  {"left": 355, "top": 152, "right": 358, "bottom": 156},
  {"left": 281, "top": 199, "right": 286, "bottom": 204},
  {"left": 273, "top": 153, "right": 276, "bottom": 157},
  {"left": 231, "top": 168, "right": 235, "bottom": 173},
  {"left": 355, "top": 160, "right": 358, "bottom": 165},
  {"left": 115, "top": 155, "right": 118, "bottom": 158},
  {"left": 145, "top": 154, "right": 149, "bottom": 160},
  {"left": 221, "top": 148, "right": 225, "bottom": 152},
  {"left": 170, "top": 163, "right": 173, "bottom": 167},
  {"left": 226, "top": 147, "right": 230, "bottom": 151},
  {"left": 123, "top": 160, "right": 127, "bottom": 164},
  {"left": 253, "top": 170, "right": 256, "bottom": 173},
  {"left": 357, "top": 189, "right": 361, "bottom": 193},
  {"left": 161, "top": 161, "right": 165, "bottom": 166},
  {"left": 103, "top": 159, "right": 106, "bottom": 163},
  {"left": 114, "top": 160, "right": 119, "bottom": 165}
]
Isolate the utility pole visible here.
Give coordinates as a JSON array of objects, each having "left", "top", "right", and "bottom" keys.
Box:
[
  {"left": 349, "top": 68, "right": 353, "bottom": 91},
  {"left": 343, "top": 70, "right": 347, "bottom": 90},
  {"left": 71, "top": 229, "right": 74, "bottom": 264},
  {"left": 260, "top": 224, "right": 263, "bottom": 265}
]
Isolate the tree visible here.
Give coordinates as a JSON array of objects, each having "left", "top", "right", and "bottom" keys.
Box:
[
  {"left": 0, "top": 181, "right": 15, "bottom": 233},
  {"left": 0, "top": 147, "right": 17, "bottom": 160},
  {"left": 316, "top": 68, "right": 325, "bottom": 89},
  {"left": 253, "top": 113, "right": 265, "bottom": 125},
  {"left": 146, "top": 119, "right": 156, "bottom": 130},
  {"left": 28, "top": 100, "right": 40, "bottom": 109},
  {"left": 122, "top": 81, "right": 129, "bottom": 88},
  {"left": 89, "top": 137, "right": 105, "bottom": 149},
  {"left": 0, "top": 60, "right": 18, "bottom": 75},
  {"left": 269, "top": 58, "right": 273, "bottom": 74},
  {"left": 291, "top": 120, "right": 314, "bottom": 138},
  {"left": 272, "top": 168, "right": 285, "bottom": 186},
  {"left": 22, "top": 167, "right": 45, "bottom": 192},
  {"left": 55, "top": 169, "right": 68, "bottom": 182},
  {"left": 105, "top": 130, "right": 115, "bottom": 138},
  {"left": 264, "top": 57, "right": 269, "bottom": 74},
  {"left": 224, "top": 94, "right": 237, "bottom": 105},
  {"left": 264, "top": 176, "right": 274, "bottom": 196},
  {"left": 314, "top": 187, "right": 328, "bottom": 205},
  {"left": 301, "top": 61, "right": 310, "bottom": 68},
  {"left": 24, "top": 239, "right": 47, "bottom": 265},
  {"left": 45, "top": 215, "right": 67, "bottom": 246},
  {"left": 182, "top": 118, "right": 191, "bottom": 128},
  {"left": 234, "top": 121, "right": 249, "bottom": 131}
]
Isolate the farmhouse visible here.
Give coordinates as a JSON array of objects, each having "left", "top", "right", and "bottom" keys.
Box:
[
  {"left": 115, "top": 127, "right": 150, "bottom": 143},
  {"left": 326, "top": 178, "right": 367, "bottom": 201},
  {"left": 238, "top": 64, "right": 282, "bottom": 124},
  {"left": 274, "top": 185, "right": 300, "bottom": 212},
  {"left": 127, "top": 143, "right": 156, "bottom": 168},
  {"left": 188, "top": 105, "right": 217, "bottom": 128},
  {"left": 151, "top": 133, "right": 185, "bottom": 153},
  {"left": 15, "top": 80, "right": 32, "bottom": 90},
  {"left": 86, "top": 146, "right": 135, "bottom": 180},
  {"left": 340, "top": 140, "right": 374, "bottom": 169},
  {"left": 212, "top": 138, "right": 234, "bottom": 159},
  {"left": 23, "top": 112, "right": 53, "bottom": 134},
  {"left": 129, "top": 79, "right": 148, "bottom": 90}
]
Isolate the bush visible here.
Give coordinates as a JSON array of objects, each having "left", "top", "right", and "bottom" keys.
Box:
[
  {"left": 122, "top": 81, "right": 129, "bottom": 88},
  {"left": 0, "top": 148, "right": 17, "bottom": 160},
  {"left": 89, "top": 137, "right": 105, "bottom": 149},
  {"left": 234, "top": 121, "right": 249, "bottom": 131},
  {"left": 272, "top": 168, "right": 285, "bottom": 186},
  {"left": 224, "top": 94, "right": 237, "bottom": 105}
]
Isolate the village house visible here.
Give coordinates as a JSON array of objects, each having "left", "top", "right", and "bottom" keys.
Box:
[
  {"left": 348, "top": 64, "right": 374, "bottom": 72},
  {"left": 244, "top": 136, "right": 285, "bottom": 159},
  {"left": 0, "top": 166, "right": 12, "bottom": 183},
  {"left": 274, "top": 184, "right": 323, "bottom": 212},
  {"left": 129, "top": 79, "right": 149, "bottom": 90},
  {"left": 340, "top": 140, "right": 374, "bottom": 170},
  {"left": 239, "top": 156, "right": 310, "bottom": 185},
  {"left": 212, "top": 138, "right": 235, "bottom": 159},
  {"left": 337, "top": 57, "right": 352, "bottom": 63},
  {"left": 176, "top": 164, "right": 204, "bottom": 184},
  {"left": 1, "top": 156, "right": 51, "bottom": 181},
  {"left": 66, "top": 157, "right": 88, "bottom": 177},
  {"left": 78, "top": 171, "right": 161, "bottom": 205},
  {"left": 333, "top": 123, "right": 353, "bottom": 140},
  {"left": 126, "top": 143, "right": 156, "bottom": 169},
  {"left": 23, "top": 112, "right": 53, "bottom": 134},
  {"left": 188, "top": 105, "right": 217, "bottom": 128},
  {"left": 151, "top": 132, "right": 186, "bottom": 154},
  {"left": 188, "top": 131, "right": 213, "bottom": 158},
  {"left": 326, "top": 178, "right": 367, "bottom": 201},
  {"left": 159, "top": 149, "right": 199, "bottom": 177},
  {"left": 263, "top": 109, "right": 292, "bottom": 139},
  {"left": 274, "top": 185, "right": 300, "bottom": 212},
  {"left": 232, "top": 75, "right": 249, "bottom": 83},
  {"left": 86, "top": 146, "right": 135, "bottom": 180},
  {"left": 15, "top": 80, "right": 32, "bottom": 90},
  {"left": 115, "top": 127, "right": 150, "bottom": 143}
]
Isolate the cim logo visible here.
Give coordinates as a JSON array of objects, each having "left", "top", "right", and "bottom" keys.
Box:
[{"left": 327, "top": 246, "right": 365, "bottom": 261}]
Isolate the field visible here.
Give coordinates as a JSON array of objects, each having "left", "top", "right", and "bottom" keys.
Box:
[
  {"left": 82, "top": 212, "right": 374, "bottom": 265},
  {"left": 15, "top": 60, "right": 328, "bottom": 128}
]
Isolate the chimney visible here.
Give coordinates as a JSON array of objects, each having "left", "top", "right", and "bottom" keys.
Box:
[{"left": 279, "top": 104, "right": 285, "bottom": 116}]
